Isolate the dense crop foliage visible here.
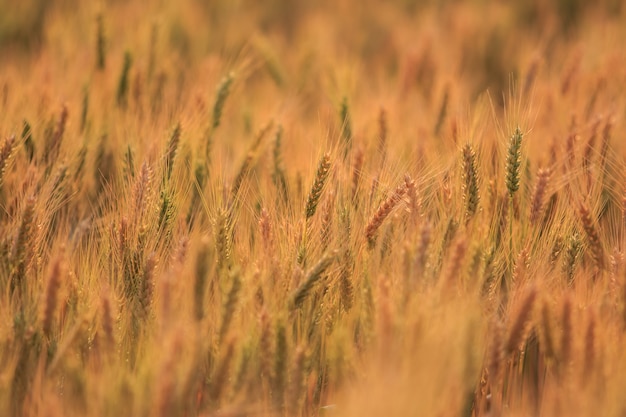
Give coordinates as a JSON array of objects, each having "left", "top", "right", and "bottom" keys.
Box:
[{"left": 1, "top": 1, "right": 626, "bottom": 416}]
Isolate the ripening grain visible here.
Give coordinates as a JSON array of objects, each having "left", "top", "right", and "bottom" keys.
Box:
[{"left": 0, "top": 1, "right": 625, "bottom": 416}]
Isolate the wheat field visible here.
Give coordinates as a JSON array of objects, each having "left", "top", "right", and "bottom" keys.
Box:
[{"left": 1, "top": 1, "right": 626, "bottom": 416}]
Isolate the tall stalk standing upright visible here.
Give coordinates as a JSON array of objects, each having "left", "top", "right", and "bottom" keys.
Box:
[{"left": 506, "top": 127, "right": 523, "bottom": 274}]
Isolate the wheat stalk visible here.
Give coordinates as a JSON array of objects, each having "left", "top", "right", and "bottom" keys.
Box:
[
  {"left": 305, "top": 153, "right": 332, "bottom": 219},
  {"left": 404, "top": 174, "right": 421, "bottom": 222},
  {"left": 579, "top": 202, "right": 605, "bottom": 270},
  {"left": 271, "top": 125, "right": 289, "bottom": 204},
  {"left": 505, "top": 127, "right": 523, "bottom": 271},
  {"left": 365, "top": 183, "right": 407, "bottom": 247},
  {"left": 164, "top": 122, "right": 181, "bottom": 181},
  {"left": 351, "top": 147, "right": 364, "bottom": 202},
  {"left": 215, "top": 207, "right": 233, "bottom": 271},
  {"left": 461, "top": 144, "right": 480, "bottom": 221},
  {"left": 529, "top": 168, "right": 550, "bottom": 225},
  {"left": 320, "top": 192, "right": 334, "bottom": 248},
  {"left": 11, "top": 195, "right": 37, "bottom": 296},
  {"left": 506, "top": 127, "right": 523, "bottom": 197},
  {"left": 212, "top": 73, "right": 234, "bottom": 131},
  {"left": 132, "top": 161, "right": 153, "bottom": 227},
  {"left": 290, "top": 252, "right": 336, "bottom": 309}
]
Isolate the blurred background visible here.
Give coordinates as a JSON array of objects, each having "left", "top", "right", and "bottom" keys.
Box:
[
  {"left": 1, "top": 0, "right": 625, "bottom": 163},
  {"left": 1, "top": 0, "right": 624, "bottom": 102}
]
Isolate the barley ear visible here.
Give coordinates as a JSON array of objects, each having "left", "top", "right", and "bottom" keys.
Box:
[
  {"left": 164, "top": 122, "right": 181, "bottom": 181},
  {"left": 215, "top": 207, "right": 233, "bottom": 272},
  {"left": 305, "top": 153, "right": 331, "bottom": 219},
  {"left": 563, "top": 232, "right": 582, "bottom": 284},
  {"left": 132, "top": 161, "right": 153, "bottom": 227},
  {"left": 461, "top": 144, "right": 480, "bottom": 221},
  {"left": 404, "top": 174, "right": 421, "bottom": 222},
  {"left": 365, "top": 183, "right": 407, "bottom": 247},
  {"left": 529, "top": 168, "right": 550, "bottom": 224},
  {"left": 505, "top": 127, "right": 523, "bottom": 269},
  {"left": 45, "top": 104, "right": 68, "bottom": 165},
  {"left": 22, "top": 120, "right": 35, "bottom": 162},
  {"left": 506, "top": 127, "right": 523, "bottom": 197},
  {"left": 259, "top": 208, "right": 274, "bottom": 251},
  {"left": 579, "top": 202, "right": 605, "bottom": 270},
  {"left": 212, "top": 72, "right": 234, "bottom": 130},
  {"left": 272, "top": 125, "right": 289, "bottom": 203},
  {"left": 320, "top": 192, "right": 335, "bottom": 248},
  {"left": 351, "top": 148, "right": 364, "bottom": 202},
  {"left": 11, "top": 195, "right": 37, "bottom": 297},
  {"left": 186, "top": 162, "right": 207, "bottom": 226}
]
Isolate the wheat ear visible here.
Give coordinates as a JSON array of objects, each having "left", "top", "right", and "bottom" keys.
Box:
[
  {"left": 579, "top": 202, "right": 605, "bottom": 270},
  {"left": 365, "top": 183, "right": 407, "bottom": 246},
  {"left": 461, "top": 143, "right": 480, "bottom": 221},
  {"left": 305, "top": 153, "right": 331, "bottom": 219}
]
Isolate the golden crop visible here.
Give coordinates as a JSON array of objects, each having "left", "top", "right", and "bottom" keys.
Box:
[{"left": 1, "top": 1, "right": 625, "bottom": 416}]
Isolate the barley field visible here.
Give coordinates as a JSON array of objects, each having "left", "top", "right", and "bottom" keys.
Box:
[{"left": 1, "top": 1, "right": 626, "bottom": 416}]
